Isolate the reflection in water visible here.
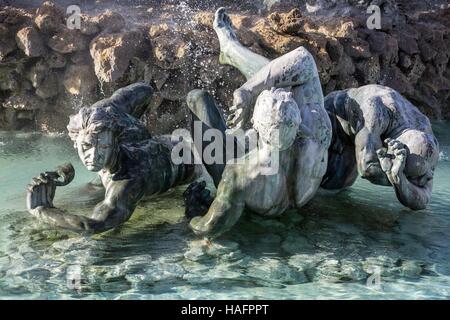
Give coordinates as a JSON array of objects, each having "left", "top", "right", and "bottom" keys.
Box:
[{"left": 0, "top": 123, "right": 449, "bottom": 299}]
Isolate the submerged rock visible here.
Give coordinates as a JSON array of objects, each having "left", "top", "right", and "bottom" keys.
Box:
[
  {"left": 183, "top": 239, "right": 242, "bottom": 263},
  {"left": 281, "top": 233, "right": 315, "bottom": 254},
  {"left": 206, "top": 240, "right": 240, "bottom": 257},
  {"left": 362, "top": 256, "right": 427, "bottom": 280},
  {"left": 183, "top": 240, "right": 210, "bottom": 262},
  {"left": 288, "top": 253, "right": 329, "bottom": 274},
  {"left": 362, "top": 255, "right": 399, "bottom": 278},
  {"left": 145, "top": 260, "right": 186, "bottom": 283},
  {"left": 399, "top": 260, "right": 425, "bottom": 278},
  {"left": 308, "top": 258, "right": 367, "bottom": 282},
  {"left": 246, "top": 257, "right": 308, "bottom": 284},
  {"left": 105, "top": 255, "right": 153, "bottom": 279}
]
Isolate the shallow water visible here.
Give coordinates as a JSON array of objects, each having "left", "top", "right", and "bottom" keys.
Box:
[{"left": 0, "top": 123, "right": 449, "bottom": 300}]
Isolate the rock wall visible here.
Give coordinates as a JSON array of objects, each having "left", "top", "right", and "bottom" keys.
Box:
[{"left": 0, "top": 0, "right": 449, "bottom": 135}]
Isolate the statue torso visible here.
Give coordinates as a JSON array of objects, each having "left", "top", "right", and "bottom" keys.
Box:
[{"left": 99, "top": 138, "right": 196, "bottom": 196}]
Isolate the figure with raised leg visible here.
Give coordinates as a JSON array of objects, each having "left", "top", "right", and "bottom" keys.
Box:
[
  {"left": 26, "top": 83, "right": 197, "bottom": 234},
  {"left": 321, "top": 84, "right": 439, "bottom": 210},
  {"left": 183, "top": 8, "right": 332, "bottom": 239}
]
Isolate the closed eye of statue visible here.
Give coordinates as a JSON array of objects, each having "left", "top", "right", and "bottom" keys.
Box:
[{"left": 81, "top": 142, "right": 93, "bottom": 151}]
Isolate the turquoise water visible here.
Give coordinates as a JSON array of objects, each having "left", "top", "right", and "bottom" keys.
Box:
[{"left": 0, "top": 123, "right": 449, "bottom": 299}]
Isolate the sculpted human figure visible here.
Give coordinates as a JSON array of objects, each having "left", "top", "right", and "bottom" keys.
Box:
[
  {"left": 26, "top": 83, "right": 196, "bottom": 233},
  {"left": 321, "top": 84, "right": 439, "bottom": 210},
  {"left": 183, "top": 8, "right": 332, "bottom": 239}
]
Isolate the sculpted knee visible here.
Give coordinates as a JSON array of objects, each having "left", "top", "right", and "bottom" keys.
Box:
[{"left": 293, "top": 46, "right": 314, "bottom": 66}]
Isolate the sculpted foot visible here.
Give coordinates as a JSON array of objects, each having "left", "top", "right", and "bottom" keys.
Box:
[{"left": 213, "top": 8, "right": 239, "bottom": 66}]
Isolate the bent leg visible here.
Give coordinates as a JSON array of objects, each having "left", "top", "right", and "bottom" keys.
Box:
[
  {"left": 320, "top": 106, "right": 357, "bottom": 189},
  {"left": 213, "top": 7, "right": 270, "bottom": 80},
  {"left": 190, "top": 165, "right": 247, "bottom": 239},
  {"left": 186, "top": 89, "right": 228, "bottom": 187}
]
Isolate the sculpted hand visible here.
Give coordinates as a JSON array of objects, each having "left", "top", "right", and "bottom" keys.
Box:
[
  {"left": 26, "top": 163, "right": 75, "bottom": 211},
  {"left": 377, "top": 139, "right": 408, "bottom": 184},
  {"left": 386, "top": 138, "right": 408, "bottom": 179},
  {"left": 226, "top": 88, "right": 252, "bottom": 129},
  {"left": 183, "top": 180, "right": 214, "bottom": 219},
  {"left": 376, "top": 147, "right": 393, "bottom": 174}
]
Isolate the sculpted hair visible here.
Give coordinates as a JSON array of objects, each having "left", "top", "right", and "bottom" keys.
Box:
[
  {"left": 67, "top": 105, "right": 150, "bottom": 148},
  {"left": 252, "top": 88, "right": 301, "bottom": 134}
]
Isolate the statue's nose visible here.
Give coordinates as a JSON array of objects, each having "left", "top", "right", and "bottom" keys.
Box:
[
  {"left": 92, "top": 148, "right": 100, "bottom": 161},
  {"left": 84, "top": 147, "right": 98, "bottom": 163}
]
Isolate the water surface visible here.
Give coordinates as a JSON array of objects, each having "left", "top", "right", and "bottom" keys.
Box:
[{"left": 0, "top": 123, "right": 449, "bottom": 299}]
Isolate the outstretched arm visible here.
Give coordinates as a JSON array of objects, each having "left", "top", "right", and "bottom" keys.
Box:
[
  {"left": 390, "top": 172, "right": 433, "bottom": 210},
  {"left": 27, "top": 167, "right": 145, "bottom": 234},
  {"left": 188, "top": 165, "right": 247, "bottom": 239}
]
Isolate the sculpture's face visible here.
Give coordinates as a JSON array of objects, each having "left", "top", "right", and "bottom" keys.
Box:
[
  {"left": 256, "top": 121, "right": 298, "bottom": 151},
  {"left": 252, "top": 91, "right": 301, "bottom": 151},
  {"left": 275, "top": 120, "right": 298, "bottom": 150},
  {"left": 76, "top": 130, "right": 116, "bottom": 172}
]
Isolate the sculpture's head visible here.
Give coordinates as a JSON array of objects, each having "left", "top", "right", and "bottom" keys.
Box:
[
  {"left": 252, "top": 88, "right": 301, "bottom": 150},
  {"left": 67, "top": 105, "right": 149, "bottom": 172},
  {"left": 395, "top": 129, "right": 439, "bottom": 185}
]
